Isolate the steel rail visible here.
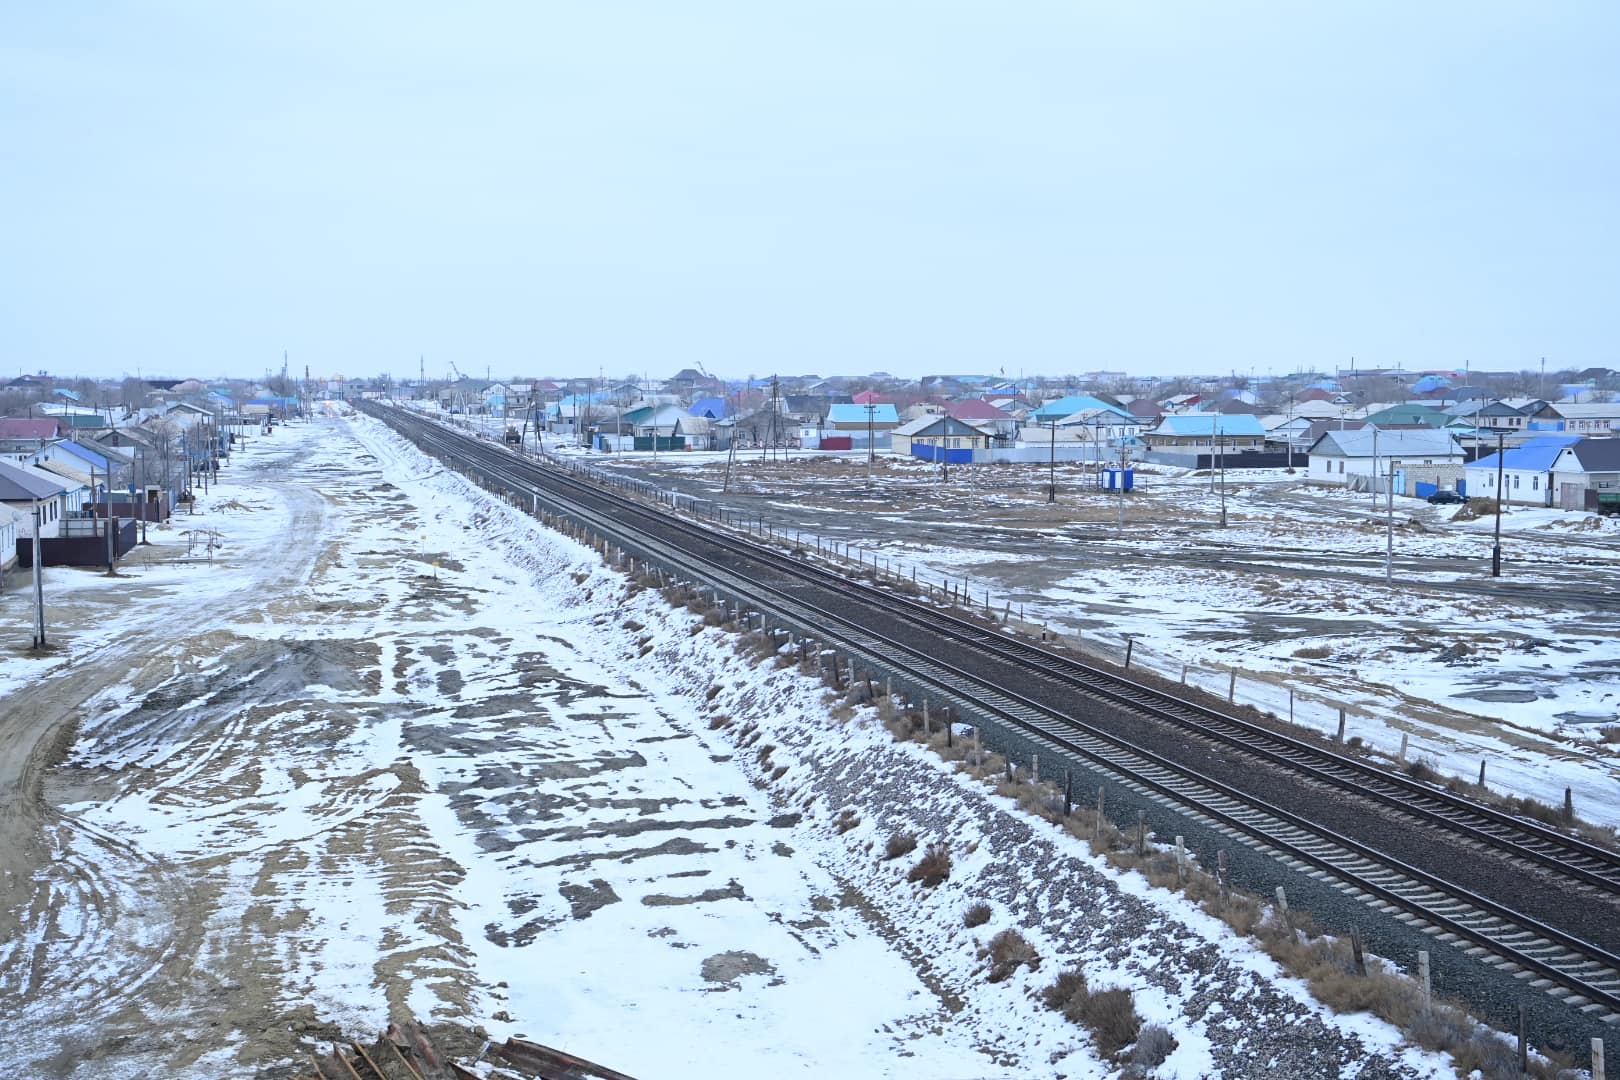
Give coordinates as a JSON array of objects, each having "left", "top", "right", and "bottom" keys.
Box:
[
  {"left": 364, "top": 403, "right": 1620, "bottom": 1016},
  {"left": 466, "top": 412, "right": 1620, "bottom": 891}
]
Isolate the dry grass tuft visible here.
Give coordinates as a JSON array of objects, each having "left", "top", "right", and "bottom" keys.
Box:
[
  {"left": 963, "top": 901, "right": 992, "bottom": 928},
  {"left": 833, "top": 809, "right": 860, "bottom": 835},
  {"left": 882, "top": 831, "right": 918, "bottom": 862},
  {"left": 1292, "top": 645, "right": 1331, "bottom": 659},
  {"left": 907, "top": 843, "right": 952, "bottom": 887},
  {"left": 982, "top": 929, "right": 1040, "bottom": 983}
]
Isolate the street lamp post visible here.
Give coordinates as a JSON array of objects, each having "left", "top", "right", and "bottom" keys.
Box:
[
  {"left": 31, "top": 501, "right": 45, "bottom": 648},
  {"left": 1492, "top": 430, "right": 1506, "bottom": 577},
  {"left": 865, "top": 402, "right": 876, "bottom": 489},
  {"left": 1046, "top": 420, "right": 1057, "bottom": 503}
]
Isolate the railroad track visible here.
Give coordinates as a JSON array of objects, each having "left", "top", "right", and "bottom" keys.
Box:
[{"left": 360, "top": 400, "right": 1620, "bottom": 1024}]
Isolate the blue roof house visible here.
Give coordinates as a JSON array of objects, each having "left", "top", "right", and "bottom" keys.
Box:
[
  {"left": 1464, "top": 435, "right": 1581, "bottom": 507},
  {"left": 689, "top": 397, "right": 730, "bottom": 420}
]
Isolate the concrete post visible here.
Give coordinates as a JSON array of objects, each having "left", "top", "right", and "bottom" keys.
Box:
[
  {"left": 1228, "top": 670, "right": 1236, "bottom": 703},
  {"left": 1418, "top": 951, "right": 1431, "bottom": 1010},
  {"left": 1336, "top": 708, "right": 1346, "bottom": 743},
  {"left": 1175, "top": 836, "right": 1185, "bottom": 882},
  {"left": 1592, "top": 1038, "right": 1604, "bottom": 1080},
  {"left": 1399, "top": 732, "right": 1409, "bottom": 761}
]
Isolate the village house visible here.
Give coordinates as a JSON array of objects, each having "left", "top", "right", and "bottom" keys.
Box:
[
  {"left": 1141, "top": 414, "right": 1266, "bottom": 452},
  {"left": 1306, "top": 428, "right": 1465, "bottom": 488},
  {"left": 1464, "top": 436, "right": 1585, "bottom": 508},
  {"left": 1548, "top": 438, "right": 1620, "bottom": 511}
]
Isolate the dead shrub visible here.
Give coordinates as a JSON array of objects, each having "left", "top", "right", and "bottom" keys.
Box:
[
  {"left": 707, "top": 715, "right": 732, "bottom": 730},
  {"left": 907, "top": 843, "right": 952, "bottom": 887},
  {"left": 963, "top": 902, "right": 992, "bottom": 928},
  {"left": 1292, "top": 645, "right": 1331, "bottom": 660},
  {"left": 833, "top": 809, "right": 860, "bottom": 835},
  {"left": 1404, "top": 758, "right": 1438, "bottom": 783},
  {"left": 704, "top": 684, "right": 722, "bottom": 701},
  {"left": 701, "top": 609, "right": 724, "bottom": 627},
  {"left": 1078, "top": 987, "right": 1142, "bottom": 1058},
  {"left": 982, "top": 929, "right": 1040, "bottom": 983},
  {"left": 1130, "top": 1023, "right": 1175, "bottom": 1069},
  {"left": 1599, "top": 725, "right": 1620, "bottom": 743},
  {"left": 755, "top": 743, "right": 776, "bottom": 765},
  {"left": 770, "top": 764, "right": 788, "bottom": 781},
  {"left": 623, "top": 619, "right": 644, "bottom": 632},
  {"left": 882, "top": 831, "right": 918, "bottom": 862},
  {"left": 1041, "top": 967, "right": 1087, "bottom": 1011}
]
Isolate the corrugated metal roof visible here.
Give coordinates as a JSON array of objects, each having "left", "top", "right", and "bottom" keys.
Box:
[
  {"left": 826, "top": 403, "right": 899, "bottom": 425},
  {"left": 1150, "top": 414, "right": 1267, "bottom": 437}
]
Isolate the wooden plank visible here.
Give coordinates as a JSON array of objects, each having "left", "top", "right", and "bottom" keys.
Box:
[
  {"left": 350, "top": 1040, "right": 389, "bottom": 1079},
  {"left": 332, "top": 1046, "right": 365, "bottom": 1080},
  {"left": 492, "top": 1038, "right": 639, "bottom": 1080},
  {"left": 384, "top": 1039, "right": 425, "bottom": 1080}
]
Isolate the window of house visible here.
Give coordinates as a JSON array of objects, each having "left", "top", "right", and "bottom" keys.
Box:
[
  {"left": 1513, "top": 476, "right": 1519, "bottom": 488},
  {"left": 1338, "top": 460, "right": 1344, "bottom": 473},
  {"left": 1532, "top": 476, "right": 1539, "bottom": 490}
]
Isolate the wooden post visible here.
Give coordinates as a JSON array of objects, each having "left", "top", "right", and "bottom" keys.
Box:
[
  {"left": 1064, "top": 770, "right": 1073, "bottom": 818},
  {"left": 922, "top": 699, "right": 930, "bottom": 736},
  {"left": 1094, "top": 787, "right": 1105, "bottom": 846},
  {"left": 1181, "top": 663, "right": 1188, "bottom": 684},
  {"left": 1288, "top": 688, "right": 1294, "bottom": 724},
  {"left": 1275, "top": 885, "right": 1289, "bottom": 927},
  {"left": 1478, "top": 759, "right": 1487, "bottom": 787},
  {"left": 1350, "top": 928, "right": 1367, "bottom": 976},
  {"left": 1336, "top": 708, "right": 1346, "bottom": 743},
  {"left": 945, "top": 709, "right": 952, "bottom": 748},
  {"left": 1136, "top": 809, "right": 1145, "bottom": 856},
  {"left": 1564, "top": 786, "right": 1575, "bottom": 823},
  {"left": 1418, "top": 951, "right": 1431, "bottom": 1010},
  {"left": 1517, "top": 1004, "right": 1527, "bottom": 1074},
  {"left": 1593, "top": 1038, "right": 1605, "bottom": 1080},
  {"left": 1227, "top": 670, "right": 1236, "bottom": 703},
  {"left": 1030, "top": 753, "right": 1039, "bottom": 785},
  {"left": 1124, "top": 638, "right": 1134, "bottom": 670},
  {"left": 1216, "top": 850, "right": 1228, "bottom": 907},
  {"left": 1399, "top": 732, "right": 1408, "bottom": 761},
  {"left": 1174, "top": 836, "right": 1185, "bottom": 882}
]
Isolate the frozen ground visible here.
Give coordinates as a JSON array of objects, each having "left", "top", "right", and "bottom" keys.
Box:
[
  {"left": 0, "top": 411, "right": 1471, "bottom": 1077},
  {"left": 558, "top": 439, "right": 1620, "bottom": 831}
]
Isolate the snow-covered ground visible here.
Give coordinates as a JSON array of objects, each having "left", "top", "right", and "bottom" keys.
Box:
[
  {"left": 544, "top": 438, "right": 1620, "bottom": 832},
  {"left": 0, "top": 411, "right": 1480, "bottom": 1077}
]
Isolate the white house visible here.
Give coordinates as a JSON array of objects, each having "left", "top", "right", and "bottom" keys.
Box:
[
  {"left": 0, "top": 461, "right": 72, "bottom": 537},
  {"left": 1548, "top": 438, "right": 1620, "bottom": 510},
  {"left": 1463, "top": 436, "right": 1582, "bottom": 507},
  {"left": 1306, "top": 428, "right": 1463, "bottom": 488}
]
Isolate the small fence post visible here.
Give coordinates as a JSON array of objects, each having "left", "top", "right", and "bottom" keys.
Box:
[
  {"left": 1174, "top": 836, "right": 1185, "bottom": 882},
  {"left": 1418, "top": 951, "right": 1431, "bottom": 1011},
  {"left": 1124, "top": 638, "right": 1134, "bottom": 670},
  {"left": 1350, "top": 927, "right": 1367, "bottom": 976},
  {"left": 1216, "top": 850, "right": 1228, "bottom": 907},
  {"left": 1094, "top": 787, "right": 1106, "bottom": 846},
  {"left": 1565, "top": 786, "right": 1575, "bottom": 823},
  {"left": 1399, "top": 732, "right": 1408, "bottom": 761},
  {"left": 1478, "top": 760, "right": 1487, "bottom": 787},
  {"left": 1336, "top": 708, "right": 1346, "bottom": 743},
  {"left": 1030, "top": 754, "right": 1039, "bottom": 785},
  {"left": 1135, "top": 810, "right": 1146, "bottom": 856},
  {"left": 1227, "top": 670, "right": 1236, "bottom": 703},
  {"left": 1064, "top": 770, "right": 1073, "bottom": 817},
  {"left": 1275, "top": 886, "right": 1289, "bottom": 928},
  {"left": 1288, "top": 688, "right": 1294, "bottom": 724},
  {"left": 1517, "top": 1004, "right": 1527, "bottom": 1074},
  {"left": 922, "top": 699, "right": 930, "bottom": 737},
  {"left": 1593, "top": 1038, "right": 1605, "bottom": 1080}
]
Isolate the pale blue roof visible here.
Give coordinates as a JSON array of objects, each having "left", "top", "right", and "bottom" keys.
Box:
[
  {"left": 1153, "top": 414, "right": 1267, "bottom": 437},
  {"left": 826, "top": 403, "right": 898, "bottom": 425},
  {"left": 1470, "top": 434, "right": 1580, "bottom": 472},
  {"left": 1031, "top": 394, "right": 1125, "bottom": 420}
]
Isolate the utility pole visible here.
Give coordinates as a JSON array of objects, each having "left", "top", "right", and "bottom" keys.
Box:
[
  {"left": 31, "top": 501, "right": 45, "bottom": 648},
  {"left": 1117, "top": 440, "right": 1129, "bottom": 534},
  {"left": 1492, "top": 430, "right": 1506, "bottom": 577},
  {"left": 1385, "top": 457, "right": 1395, "bottom": 583},
  {"left": 1218, "top": 428, "right": 1228, "bottom": 528},
  {"left": 1046, "top": 419, "right": 1057, "bottom": 502},
  {"left": 866, "top": 401, "right": 876, "bottom": 490}
]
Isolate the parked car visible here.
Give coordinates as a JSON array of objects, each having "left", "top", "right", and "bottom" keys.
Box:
[{"left": 1427, "top": 489, "right": 1466, "bottom": 504}]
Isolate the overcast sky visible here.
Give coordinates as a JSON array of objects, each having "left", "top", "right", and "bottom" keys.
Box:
[{"left": 3, "top": 2, "right": 1616, "bottom": 384}]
